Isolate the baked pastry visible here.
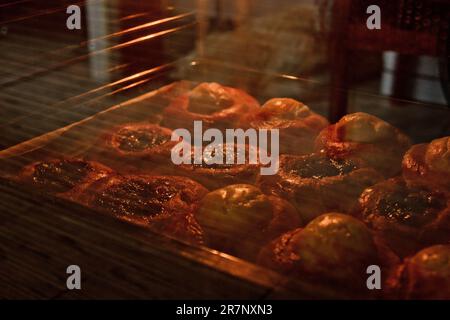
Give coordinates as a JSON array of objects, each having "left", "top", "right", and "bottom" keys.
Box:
[
  {"left": 389, "top": 245, "right": 450, "bottom": 299},
  {"left": 240, "top": 98, "right": 328, "bottom": 155},
  {"left": 359, "top": 177, "right": 450, "bottom": 257},
  {"left": 90, "top": 123, "right": 176, "bottom": 174},
  {"left": 17, "top": 158, "right": 112, "bottom": 200},
  {"left": 315, "top": 112, "right": 412, "bottom": 177},
  {"left": 162, "top": 82, "right": 260, "bottom": 131},
  {"left": 258, "top": 213, "right": 399, "bottom": 296},
  {"left": 173, "top": 142, "right": 260, "bottom": 190},
  {"left": 194, "top": 184, "right": 301, "bottom": 260},
  {"left": 402, "top": 136, "right": 450, "bottom": 192},
  {"left": 257, "top": 153, "right": 383, "bottom": 222},
  {"left": 77, "top": 174, "right": 208, "bottom": 244}
]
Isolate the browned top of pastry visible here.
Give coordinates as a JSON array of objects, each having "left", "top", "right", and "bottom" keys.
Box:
[
  {"left": 171, "top": 142, "right": 261, "bottom": 190},
  {"left": 194, "top": 184, "right": 301, "bottom": 260},
  {"left": 280, "top": 153, "right": 361, "bottom": 179},
  {"left": 267, "top": 153, "right": 383, "bottom": 191},
  {"left": 18, "top": 158, "right": 112, "bottom": 195},
  {"left": 80, "top": 174, "right": 208, "bottom": 225},
  {"left": 392, "top": 245, "right": 450, "bottom": 299},
  {"left": 241, "top": 98, "right": 328, "bottom": 155},
  {"left": 163, "top": 82, "right": 260, "bottom": 129},
  {"left": 359, "top": 177, "right": 450, "bottom": 257},
  {"left": 257, "top": 153, "right": 383, "bottom": 222},
  {"left": 245, "top": 98, "right": 327, "bottom": 130},
  {"left": 425, "top": 136, "right": 450, "bottom": 173},
  {"left": 180, "top": 142, "right": 260, "bottom": 170},
  {"left": 104, "top": 123, "right": 175, "bottom": 157},
  {"left": 188, "top": 82, "right": 236, "bottom": 115},
  {"left": 315, "top": 112, "right": 412, "bottom": 177},
  {"left": 402, "top": 136, "right": 450, "bottom": 191},
  {"left": 258, "top": 213, "right": 393, "bottom": 294},
  {"left": 360, "top": 178, "right": 447, "bottom": 228}
]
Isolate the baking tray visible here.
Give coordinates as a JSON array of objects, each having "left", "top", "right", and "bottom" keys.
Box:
[
  {"left": 0, "top": 58, "right": 449, "bottom": 299},
  {"left": 0, "top": 76, "right": 351, "bottom": 300}
]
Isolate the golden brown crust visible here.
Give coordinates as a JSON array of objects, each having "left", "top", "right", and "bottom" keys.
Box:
[
  {"left": 241, "top": 98, "right": 328, "bottom": 155},
  {"left": 162, "top": 82, "right": 260, "bottom": 131},
  {"left": 315, "top": 113, "right": 412, "bottom": 177},
  {"left": 17, "top": 158, "right": 112, "bottom": 200},
  {"left": 258, "top": 213, "right": 398, "bottom": 296},
  {"left": 76, "top": 174, "right": 208, "bottom": 244},
  {"left": 89, "top": 123, "right": 176, "bottom": 174},
  {"left": 358, "top": 177, "right": 450, "bottom": 257},
  {"left": 257, "top": 153, "right": 383, "bottom": 222},
  {"left": 194, "top": 184, "right": 302, "bottom": 260},
  {"left": 402, "top": 137, "right": 450, "bottom": 192},
  {"left": 173, "top": 143, "right": 260, "bottom": 190},
  {"left": 388, "top": 245, "right": 450, "bottom": 299}
]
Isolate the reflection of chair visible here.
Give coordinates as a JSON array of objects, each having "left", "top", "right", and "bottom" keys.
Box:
[{"left": 329, "top": 0, "right": 450, "bottom": 121}]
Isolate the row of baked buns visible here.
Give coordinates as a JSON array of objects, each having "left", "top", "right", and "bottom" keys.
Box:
[
  {"left": 254, "top": 110, "right": 450, "bottom": 298},
  {"left": 17, "top": 158, "right": 208, "bottom": 244},
  {"left": 75, "top": 82, "right": 332, "bottom": 191},
  {"left": 16, "top": 155, "right": 450, "bottom": 299},
  {"left": 14, "top": 82, "right": 450, "bottom": 299},
  {"left": 79, "top": 95, "right": 411, "bottom": 195}
]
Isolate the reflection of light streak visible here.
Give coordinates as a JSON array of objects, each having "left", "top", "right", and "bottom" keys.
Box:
[
  {"left": 0, "top": 0, "right": 85, "bottom": 25},
  {"left": 281, "top": 74, "right": 301, "bottom": 80},
  {"left": 107, "top": 63, "right": 130, "bottom": 73},
  {"left": 118, "top": 12, "right": 149, "bottom": 22},
  {"left": 86, "top": 63, "right": 175, "bottom": 95},
  {"left": 99, "top": 22, "right": 196, "bottom": 52},
  {"left": 84, "top": 11, "right": 194, "bottom": 46},
  {"left": 0, "top": 61, "right": 176, "bottom": 129},
  {"left": 108, "top": 78, "right": 152, "bottom": 94}
]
